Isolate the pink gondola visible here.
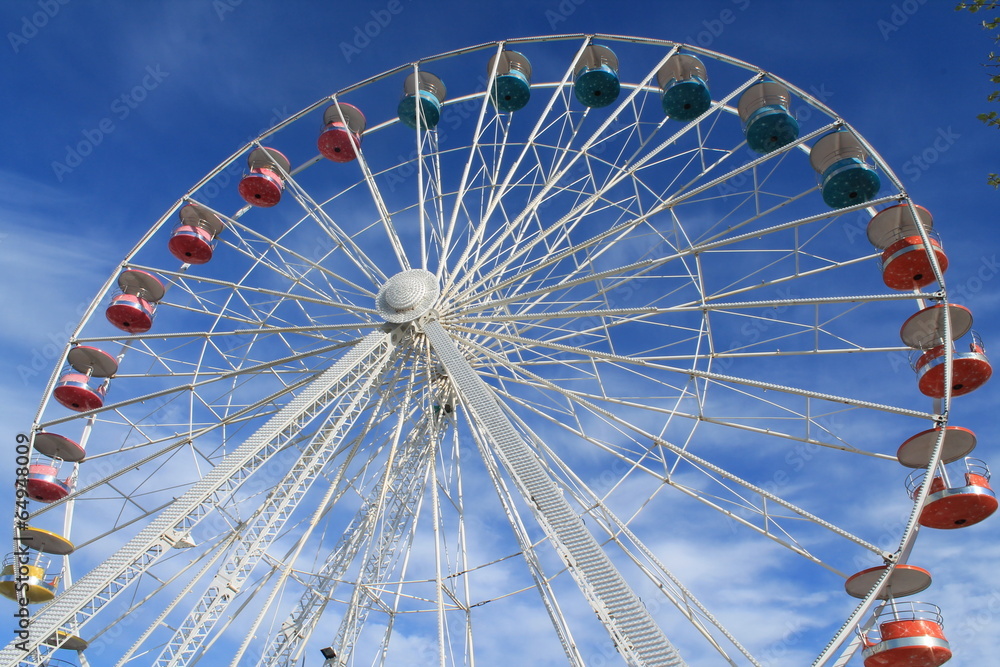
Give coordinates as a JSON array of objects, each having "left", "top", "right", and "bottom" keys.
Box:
[
  {"left": 318, "top": 103, "right": 366, "bottom": 163},
  {"left": 25, "top": 459, "right": 73, "bottom": 503},
  {"left": 168, "top": 202, "right": 226, "bottom": 264},
  {"left": 238, "top": 147, "right": 290, "bottom": 207},
  {"left": 105, "top": 269, "right": 165, "bottom": 333},
  {"left": 52, "top": 346, "right": 117, "bottom": 412}
]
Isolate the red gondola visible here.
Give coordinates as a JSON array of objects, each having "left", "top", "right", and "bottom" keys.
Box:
[
  {"left": 105, "top": 269, "right": 165, "bottom": 333},
  {"left": 907, "top": 458, "right": 998, "bottom": 529},
  {"left": 861, "top": 601, "right": 951, "bottom": 667},
  {"left": 168, "top": 202, "right": 225, "bottom": 264},
  {"left": 238, "top": 147, "right": 290, "bottom": 207},
  {"left": 52, "top": 346, "right": 117, "bottom": 412},
  {"left": 25, "top": 459, "right": 73, "bottom": 503},
  {"left": 867, "top": 204, "right": 948, "bottom": 290},
  {"left": 912, "top": 332, "right": 991, "bottom": 398},
  {"left": 318, "top": 103, "right": 366, "bottom": 162}
]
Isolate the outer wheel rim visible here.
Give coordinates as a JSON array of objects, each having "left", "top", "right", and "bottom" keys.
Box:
[{"left": 8, "top": 35, "right": 958, "bottom": 667}]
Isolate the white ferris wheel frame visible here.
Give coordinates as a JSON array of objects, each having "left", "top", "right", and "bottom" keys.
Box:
[{"left": 4, "top": 34, "right": 964, "bottom": 667}]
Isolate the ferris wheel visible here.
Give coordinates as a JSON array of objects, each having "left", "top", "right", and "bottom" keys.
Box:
[{"left": 4, "top": 35, "right": 995, "bottom": 667}]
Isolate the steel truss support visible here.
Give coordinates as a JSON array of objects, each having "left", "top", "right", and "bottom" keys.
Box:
[
  {"left": 258, "top": 414, "right": 437, "bottom": 666},
  {"left": 153, "top": 336, "right": 397, "bottom": 666},
  {"left": 423, "top": 319, "right": 686, "bottom": 667},
  {"left": 0, "top": 330, "right": 391, "bottom": 667}
]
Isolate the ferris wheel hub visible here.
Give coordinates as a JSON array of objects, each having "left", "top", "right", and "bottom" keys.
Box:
[{"left": 376, "top": 269, "right": 439, "bottom": 323}]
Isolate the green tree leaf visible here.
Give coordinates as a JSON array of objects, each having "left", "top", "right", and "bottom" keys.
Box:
[{"left": 958, "top": 1, "right": 1000, "bottom": 186}]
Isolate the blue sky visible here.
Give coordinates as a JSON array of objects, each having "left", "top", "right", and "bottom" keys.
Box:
[{"left": 1, "top": 0, "right": 999, "bottom": 665}]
